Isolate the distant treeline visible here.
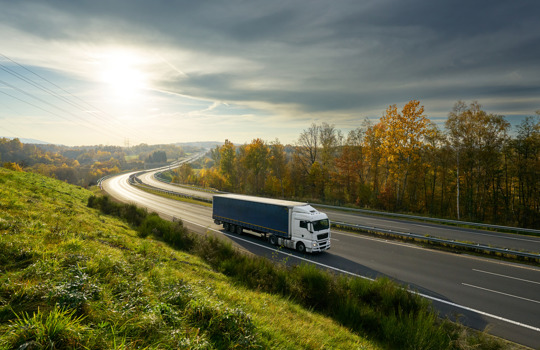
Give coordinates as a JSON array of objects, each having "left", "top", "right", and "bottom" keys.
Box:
[
  {"left": 176, "top": 101, "right": 540, "bottom": 229},
  {"left": 0, "top": 138, "right": 199, "bottom": 187}
]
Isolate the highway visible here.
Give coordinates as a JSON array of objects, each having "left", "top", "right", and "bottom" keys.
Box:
[
  {"left": 139, "top": 168, "right": 540, "bottom": 254},
  {"left": 103, "top": 171, "right": 540, "bottom": 348}
]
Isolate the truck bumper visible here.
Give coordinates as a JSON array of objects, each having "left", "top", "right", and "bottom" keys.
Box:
[{"left": 308, "top": 239, "right": 331, "bottom": 253}]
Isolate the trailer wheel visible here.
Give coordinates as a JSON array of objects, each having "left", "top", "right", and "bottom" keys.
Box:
[
  {"left": 269, "top": 235, "right": 277, "bottom": 246},
  {"left": 236, "top": 226, "right": 243, "bottom": 235},
  {"left": 296, "top": 242, "right": 306, "bottom": 253},
  {"left": 230, "top": 224, "right": 236, "bottom": 233},
  {"left": 223, "top": 223, "right": 229, "bottom": 231}
]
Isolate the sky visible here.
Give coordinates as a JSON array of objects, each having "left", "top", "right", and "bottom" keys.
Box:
[{"left": 0, "top": 0, "right": 539, "bottom": 146}]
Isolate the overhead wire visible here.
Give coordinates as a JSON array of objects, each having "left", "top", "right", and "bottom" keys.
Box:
[{"left": 0, "top": 52, "right": 149, "bottom": 144}]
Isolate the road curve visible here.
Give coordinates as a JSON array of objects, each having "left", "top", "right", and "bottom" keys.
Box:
[{"left": 102, "top": 172, "right": 540, "bottom": 348}]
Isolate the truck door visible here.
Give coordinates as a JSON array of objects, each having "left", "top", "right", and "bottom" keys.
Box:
[{"left": 294, "top": 219, "right": 310, "bottom": 238}]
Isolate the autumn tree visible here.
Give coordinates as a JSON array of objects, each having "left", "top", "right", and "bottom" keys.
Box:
[
  {"left": 376, "top": 100, "right": 435, "bottom": 209},
  {"left": 267, "top": 139, "right": 289, "bottom": 197},
  {"left": 362, "top": 121, "right": 383, "bottom": 205},
  {"left": 241, "top": 138, "right": 269, "bottom": 194},
  {"left": 175, "top": 163, "right": 194, "bottom": 184},
  {"left": 219, "top": 139, "right": 236, "bottom": 191}
]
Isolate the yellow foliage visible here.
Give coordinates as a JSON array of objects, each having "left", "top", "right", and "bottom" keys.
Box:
[{"left": 3, "top": 162, "right": 24, "bottom": 172}]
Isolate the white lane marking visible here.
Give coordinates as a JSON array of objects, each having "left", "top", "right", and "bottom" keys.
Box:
[
  {"left": 473, "top": 269, "right": 540, "bottom": 285},
  {"left": 462, "top": 283, "right": 540, "bottom": 305},
  {"left": 179, "top": 218, "right": 540, "bottom": 333},
  {"left": 406, "top": 224, "right": 540, "bottom": 243}
]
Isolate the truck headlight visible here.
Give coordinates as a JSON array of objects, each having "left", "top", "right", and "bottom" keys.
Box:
[{"left": 313, "top": 242, "right": 318, "bottom": 247}]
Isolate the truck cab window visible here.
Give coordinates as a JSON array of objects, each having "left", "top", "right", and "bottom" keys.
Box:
[
  {"left": 299, "top": 221, "right": 308, "bottom": 229},
  {"left": 313, "top": 219, "right": 329, "bottom": 231}
]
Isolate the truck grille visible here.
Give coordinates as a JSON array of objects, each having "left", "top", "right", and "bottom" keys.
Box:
[{"left": 317, "top": 233, "right": 328, "bottom": 240}]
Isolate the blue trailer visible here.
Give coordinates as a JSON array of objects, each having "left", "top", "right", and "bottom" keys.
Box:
[{"left": 212, "top": 194, "right": 331, "bottom": 253}]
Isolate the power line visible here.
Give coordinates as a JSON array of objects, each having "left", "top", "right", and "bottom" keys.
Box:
[{"left": 0, "top": 52, "right": 149, "bottom": 144}]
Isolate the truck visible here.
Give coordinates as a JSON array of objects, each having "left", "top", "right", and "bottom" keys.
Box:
[{"left": 212, "top": 194, "right": 331, "bottom": 253}]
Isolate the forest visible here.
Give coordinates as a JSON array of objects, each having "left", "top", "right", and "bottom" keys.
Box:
[
  {"left": 176, "top": 101, "right": 540, "bottom": 229},
  {"left": 0, "top": 139, "right": 193, "bottom": 187}
]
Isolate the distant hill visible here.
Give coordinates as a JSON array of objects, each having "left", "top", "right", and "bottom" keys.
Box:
[
  {"left": 1, "top": 136, "right": 51, "bottom": 144},
  {"left": 175, "top": 141, "right": 222, "bottom": 149}
]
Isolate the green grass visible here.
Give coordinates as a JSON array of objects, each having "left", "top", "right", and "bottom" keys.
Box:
[
  {"left": 0, "top": 168, "right": 518, "bottom": 349},
  {"left": 0, "top": 168, "right": 376, "bottom": 349}
]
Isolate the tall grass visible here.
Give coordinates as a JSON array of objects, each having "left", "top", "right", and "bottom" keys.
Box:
[{"left": 4, "top": 306, "right": 87, "bottom": 349}]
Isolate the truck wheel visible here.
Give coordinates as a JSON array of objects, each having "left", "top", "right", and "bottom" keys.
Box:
[
  {"left": 269, "top": 235, "right": 277, "bottom": 246},
  {"left": 236, "top": 226, "right": 243, "bottom": 235},
  {"left": 296, "top": 242, "right": 306, "bottom": 253}
]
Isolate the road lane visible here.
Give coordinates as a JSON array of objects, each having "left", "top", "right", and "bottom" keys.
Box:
[
  {"left": 321, "top": 209, "right": 540, "bottom": 253},
  {"left": 102, "top": 173, "right": 540, "bottom": 347}
]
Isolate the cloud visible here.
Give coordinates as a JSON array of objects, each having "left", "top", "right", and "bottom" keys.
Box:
[{"left": 1, "top": 0, "right": 539, "bottom": 145}]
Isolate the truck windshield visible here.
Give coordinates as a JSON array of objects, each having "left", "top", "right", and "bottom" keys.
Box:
[{"left": 313, "top": 219, "right": 329, "bottom": 231}]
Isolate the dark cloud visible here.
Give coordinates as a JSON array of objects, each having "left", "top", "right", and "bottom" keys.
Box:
[{"left": 1, "top": 0, "right": 539, "bottom": 121}]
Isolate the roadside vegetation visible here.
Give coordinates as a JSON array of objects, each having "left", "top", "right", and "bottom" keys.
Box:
[{"left": 0, "top": 167, "right": 516, "bottom": 349}]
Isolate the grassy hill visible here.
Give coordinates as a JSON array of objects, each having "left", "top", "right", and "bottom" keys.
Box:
[
  {"left": 0, "top": 168, "right": 377, "bottom": 349},
  {"left": 0, "top": 168, "right": 517, "bottom": 349}
]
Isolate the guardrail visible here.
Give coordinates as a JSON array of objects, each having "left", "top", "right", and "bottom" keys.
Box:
[
  {"left": 333, "top": 221, "right": 540, "bottom": 263},
  {"left": 128, "top": 173, "right": 212, "bottom": 203},
  {"left": 153, "top": 171, "right": 223, "bottom": 194},
  {"left": 313, "top": 203, "right": 540, "bottom": 236}
]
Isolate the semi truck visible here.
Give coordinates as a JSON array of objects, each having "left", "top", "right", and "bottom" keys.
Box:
[{"left": 212, "top": 194, "right": 331, "bottom": 253}]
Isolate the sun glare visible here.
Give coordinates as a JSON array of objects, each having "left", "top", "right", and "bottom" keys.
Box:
[{"left": 98, "top": 51, "right": 148, "bottom": 102}]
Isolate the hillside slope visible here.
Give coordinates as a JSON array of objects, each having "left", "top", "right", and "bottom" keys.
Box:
[{"left": 0, "top": 168, "right": 377, "bottom": 349}]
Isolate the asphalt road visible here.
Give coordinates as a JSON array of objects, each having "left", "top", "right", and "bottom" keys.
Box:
[{"left": 103, "top": 172, "right": 540, "bottom": 348}]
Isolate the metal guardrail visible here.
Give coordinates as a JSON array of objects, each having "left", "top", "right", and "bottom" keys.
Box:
[
  {"left": 153, "top": 171, "right": 223, "bottom": 194},
  {"left": 129, "top": 174, "right": 212, "bottom": 203},
  {"left": 333, "top": 221, "right": 540, "bottom": 262},
  {"left": 313, "top": 203, "right": 540, "bottom": 235}
]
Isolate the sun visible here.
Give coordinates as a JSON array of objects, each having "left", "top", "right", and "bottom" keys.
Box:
[{"left": 98, "top": 50, "right": 148, "bottom": 102}]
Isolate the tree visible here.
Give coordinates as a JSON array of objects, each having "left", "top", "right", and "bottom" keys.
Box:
[
  {"left": 377, "top": 100, "right": 435, "bottom": 208},
  {"left": 295, "top": 123, "right": 320, "bottom": 176},
  {"left": 242, "top": 138, "right": 269, "bottom": 194},
  {"left": 219, "top": 139, "right": 236, "bottom": 190},
  {"left": 294, "top": 122, "right": 341, "bottom": 200},
  {"left": 176, "top": 163, "right": 193, "bottom": 184},
  {"left": 446, "top": 101, "right": 510, "bottom": 221},
  {"left": 510, "top": 115, "right": 540, "bottom": 226},
  {"left": 268, "top": 139, "right": 288, "bottom": 197},
  {"left": 319, "top": 122, "right": 342, "bottom": 201}
]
